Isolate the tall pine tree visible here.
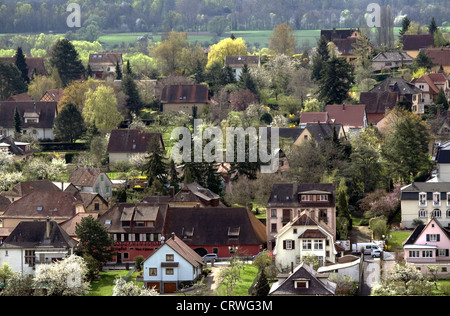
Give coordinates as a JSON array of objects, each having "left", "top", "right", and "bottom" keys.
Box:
[
  {"left": 50, "top": 39, "right": 85, "bottom": 87},
  {"left": 14, "top": 47, "right": 29, "bottom": 84},
  {"left": 311, "top": 35, "right": 330, "bottom": 82},
  {"left": 142, "top": 135, "right": 168, "bottom": 191}
]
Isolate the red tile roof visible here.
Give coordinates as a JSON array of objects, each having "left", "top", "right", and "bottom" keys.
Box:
[
  {"left": 326, "top": 104, "right": 366, "bottom": 128},
  {"left": 161, "top": 84, "right": 210, "bottom": 104},
  {"left": 425, "top": 48, "right": 450, "bottom": 67},
  {"left": 107, "top": 129, "right": 164, "bottom": 153},
  {"left": 403, "top": 34, "right": 434, "bottom": 51}
]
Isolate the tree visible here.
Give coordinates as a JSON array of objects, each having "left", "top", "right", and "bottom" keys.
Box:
[
  {"left": 34, "top": 255, "right": 90, "bottom": 296},
  {"left": 0, "top": 263, "right": 14, "bottom": 284},
  {"left": 411, "top": 50, "right": 435, "bottom": 71},
  {"left": 115, "top": 61, "right": 122, "bottom": 80},
  {"left": 112, "top": 277, "right": 159, "bottom": 296},
  {"left": 121, "top": 74, "right": 144, "bottom": 116},
  {"left": 83, "top": 86, "right": 123, "bottom": 134},
  {"left": 238, "top": 64, "right": 258, "bottom": 98},
  {"left": 317, "top": 56, "right": 354, "bottom": 105},
  {"left": 268, "top": 23, "right": 296, "bottom": 56},
  {"left": 49, "top": 39, "right": 85, "bottom": 87},
  {"left": 53, "top": 103, "right": 86, "bottom": 143},
  {"left": 142, "top": 135, "right": 168, "bottom": 190},
  {"left": 207, "top": 37, "right": 247, "bottom": 69},
  {"left": 208, "top": 16, "right": 229, "bottom": 37},
  {"left": 13, "top": 107, "right": 22, "bottom": 137},
  {"left": 153, "top": 31, "right": 188, "bottom": 75},
  {"left": 381, "top": 109, "right": 432, "bottom": 183},
  {"left": 429, "top": 17, "right": 438, "bottom": 35},
  {"left": 399, "top": 16, "right": 411, "bottom": 43},
  {"left": 14, "top": 47, "right": 29, "bottom": 84},
  {"left": 75, "top": 215, "right": 114, "bottom": 264},
  {"left": 0, "top": 60, "right": 27, "bottom": 100},
  {"left": 311, "top": 35, "right": 330, "bottom": 82}
]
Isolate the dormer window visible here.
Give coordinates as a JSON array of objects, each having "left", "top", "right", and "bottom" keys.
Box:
[
  {"left": 294, "top": 279, "right": 309, "bottom": 288},
  {"left": 433, "top": 192, "right": 441, "bottom": 206},
  {"left": 419, "top": 192, "right": 427, "bottom": 206}
]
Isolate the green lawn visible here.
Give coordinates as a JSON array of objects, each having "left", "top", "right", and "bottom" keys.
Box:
[
  {"left": 216, "top": 264, "right": 259, "bottom": 296},
  {"left": 86, "top": 270, "right": 130, "bottom": 296},
  {"left": 385, "top": 230, "right": 411, "bottom": 251}
]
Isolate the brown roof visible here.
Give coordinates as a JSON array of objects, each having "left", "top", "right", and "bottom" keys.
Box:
[
  {"left": 163, "top": 234, "right": 203, "bottom": 267},
  {"left": 298, "top": 229, "right": 327, "bottom": 238},
  {"left": 163, "top": 207, "right": 266, "bottom": 246},
  {"left": 326, "top": 104, "right": 366, "bottom": 128},
  {"left": 170, "top": 182, "right": 221, "bottom": 207},
  {"left": 2, "top": 180, "right": 61, "bottom": 198},
  {"left": 59, "top": 213, "right": 98, "bottom": 238},
  {"left": 0, "top": 101, "right": 57, "bottom": 129},
  {"left": 99, "top": 202, "right": 168, "bottom": 234},
  {"left": 332, "top": 37, "right": 357, "bottom": 55},
  {"left": 321, "top": 29, "right": 358, "bottom": 41},
  {"left": 412, "top": 73, "right": 448, "bottom": 94},
  {"left": 161, "top": 84, "right": 210, "bottom": 104},
  {"left": 69, "top": 167, "right": 109, "bottom": 187},
  {"left": 0, "top": 57, "right": 47, "bottom": 79},
  {"left": 88, "top": 53, "right": 123, "bottom": 72},
  {"left": 425, "top": 48, "right": 450, "bottom": 67},
  {"left": 40, "top": 88, "right": 64, "bottom": 103},
  {"left": 1, "top": 191, "right": 83, "bottom": 221},
  {"left": 403, "top": 34, "right": 435, "bottom": 51},
  {"left": 107, "top": 129, "right": 164, "bottom": 154},
  {"left": 360, "top": 91, "right": 398, "bottom": 114},
  {"left": 8, "top": 93, "right": 33, "bottom": 102},
  {"left": 300, "top": 112, "right": 328, "bottom": 125},
  {"left": 2, "top": 220, "right": 78, "bottom": 249}
]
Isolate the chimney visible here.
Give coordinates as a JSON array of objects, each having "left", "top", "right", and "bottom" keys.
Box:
[{"left": 46, "top": 217, "right": 51, "bottom": 239}]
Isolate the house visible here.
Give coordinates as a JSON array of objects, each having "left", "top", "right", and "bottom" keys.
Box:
[
  {"left": 224, "top": 55, "right": 261, "bottom": 81},
  {"left": 99, "top": 202, "right": 168, "bottom": 265},
  {"left": 59, "top": 213, "right": 99, "bottom": 240},
  {"left": 403, "top": 217, "right": 450, "bottom": 276},
  {"left": 299, "top": 112, "right": 329, "bottom": 127},
  {"left": 294, "top": 123, "right": 346, "bottom": 147},
  {"left": 400, "top": 182, "right": 450, "bottom": 229},
  {"left": 402, "top": 34, "right": 435, "bottom": 58},
  {"left": 169, "top": 182, "right": 222, "bottom": 208},
  {"left": 0, "top": 101, "right": 58, "bottom": 140},
  {"left": 266, "top": 183, "right": 336, "bottom": 251},
  {"left": 359, "top": 91, "right": 399, "bottom": 125},
  {"left": 412, "top": 73, "right": 450, "bottom": 105},
  {"left": 40, "top": 88, "right": 64, "bottom": 107},
  {"left": 269, "top": 262, "right": 336, "bottom": 296},
  {"left": 88, "top": 53, "right": 123, "bottom": 79},
  {"left": 7, "top": 93, "right": 32, "bottom": 102},
  {"left": 326, "top": 104, "right": 367, "bottom": 134},
  {"left": 272, "top": 212, "right": 339, "bottom": 271},
  {"left": 68, "top": 167, "right": 113, "bottom": 201},
  {"left": 317, "top": 255, "right": 361, "bottom": 282},
  {"left": 0, "top": 57, "right": 47, "bottom": 80},
  {"left": 372, "top": 52, "right": 414, "bottom": 72},
  {"left": 0, "top": 190, "right": 86, "bottom": 230},
  {"left": 434, "top": 141, "right": 450, "bottom": 182},
  {"left": 320, "top": 28, "right": 361, "bottom": 64},
  {"left": 320, "top": 28, "right": 360, "bottom": 42},
  {"left": 424, "top": 48, "right": 450, "bottom": 74},
  {"left": 0, "top": 136, "right": 33, "bottom": 159},
  {"left": 142, "top": 233, "right": 203, "bottom": 293},
  {"left": 75, "top": 192, "right": 109, "bottom": 214},
  {"left": 1, "top": 180, "right": 61, "bottom": 203},
  {"left": 369, "top": 78, "right": 424, "bottom": 114},
  {"left": 160, "top": 84, "right": 211, "bottom": 115},
  {"left": 163, "top": 207, "right": 267, "bottom": 258},
  {"left": 107, "top": 129, "right": 164, "bottom": 164},
  {"left": 0, "top": 218, "right": 77, "bottom": 275}
]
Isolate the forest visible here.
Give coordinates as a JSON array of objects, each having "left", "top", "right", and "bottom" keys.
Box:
[{"left": 1, "top": 0, "right": 450, "bottom": 34}]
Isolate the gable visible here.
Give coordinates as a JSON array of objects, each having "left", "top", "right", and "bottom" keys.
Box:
[{"left": 0, "top": 102, "right": 57, "bottom": 129}]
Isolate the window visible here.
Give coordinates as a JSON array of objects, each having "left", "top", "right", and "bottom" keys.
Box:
[
  {"left": 318, "top": 195, "right": 328, "bottom": 201},
  {"left": 166, "top": 254, "right": 174, "bottom": 261},
  {"left": 433, "top": 209, "right": 442, "bottom": 218},
  {"left": 271, "top": 209, "right": 277, "bottom": 218},
  {"left": 422, "top": 250, "right": 433, "bottom": 258},
  {"left": 409, "top": 250, "right": 420, "bottom": 258},
  {"left": 166, "top": 268, "right": 174, "bottom": 275},
  {"left": 302, "top": 239, "right": 312, "bottom": 250},
  {"left": 438, "top": 249, "right": 449, "bottom": 257},
  {"left": 314, "top": 240, "right": 323, "bottom": 250},
  {"left": 271, "top": 223, "right": 277, "bottom": 233},
  {"left": 419, "top": 193, "right": 427, "bottom": 206},
  {"left": 301, "top": 195, "right": 311, "bottom": 201},
  {"left": 418, "top": 209, "right": 428, "bottom": 218},
  {"left": 447, "top": 210, "right": 450, "bottom": 218},
  {"left": 25, "top": 250, "right": 35, "bottom": 267},
  {"left": 426, "top": 234, "right": 440, "bottom": 242},
  {"left": 283, "top": 240, "right": 295, "bottom": 250},
  {"left": 433, "top": 192, "right": 441, "bottom": 206},
  {"left": 294, "top": 280, "right": 309, "bottom": 288},
  {"left": 149, "top": 268, "right": 157, "bottom": 276}
]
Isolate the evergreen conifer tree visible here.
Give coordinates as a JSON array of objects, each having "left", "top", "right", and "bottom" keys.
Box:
[
  {"left": 50, "top": 39, "right": 85, "bottom": 86},
  {"left": 14, "top": 47, "right": 29, "bottom": 84}
]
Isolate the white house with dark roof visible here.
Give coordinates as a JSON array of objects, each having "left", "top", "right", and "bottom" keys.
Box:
[{"left": 142, "top": 233, "right": 203, "bottom": 293}]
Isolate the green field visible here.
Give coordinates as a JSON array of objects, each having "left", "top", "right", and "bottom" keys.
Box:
[{"left": 97, "top": 30, "right": 321, "bottom": 51}]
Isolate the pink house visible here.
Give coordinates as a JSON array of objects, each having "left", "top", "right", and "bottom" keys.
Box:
[{"left": 403, "top": 217, "right": 450, "bottom": 276}]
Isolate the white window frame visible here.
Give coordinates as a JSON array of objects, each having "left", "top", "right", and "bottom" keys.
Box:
[
  {"left": 419, "top": 192, "right": 427, "bottom": 206},
  {"left": 432, "top": 209, "right": 442, "bottom": 218},
  {"left": 418, "top": 209, "right": 428, "bottom": 218},
  {"left": 409, "top": 250, "right": 420, "bottom": 258},
  {"left": 433, "top": 192, "right": 441, "bottom": 206}
]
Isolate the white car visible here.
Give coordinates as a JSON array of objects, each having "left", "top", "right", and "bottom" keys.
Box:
[
  {"left": 202, "top": 253, "right": 218, "bottom": 262},
  {"left": 371, "top": 249, "right": 382, "bottom": 258}
]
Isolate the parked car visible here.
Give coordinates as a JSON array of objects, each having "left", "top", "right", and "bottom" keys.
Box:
[
  {"left": 371, "top": 249, "right": 382, "bottom": 258},
  {"left": 202, "top": 253, "right": 218, "bottom": 262},
  {"left": 252, "top": 251, "right": 274, "bottom": 260}
]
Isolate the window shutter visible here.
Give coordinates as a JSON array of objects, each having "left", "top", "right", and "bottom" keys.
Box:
[
  {"left": 426, "top": 234, "right": 430, "bottom": 242},
  {"left": 283, "top": 240, "right": 286, "bottom": 249},
  {"left": 446, "top": 249, "right": 449, "bottom": 257},
  {"left": 437, "top": 234, "right": 440, "bottom": 242},
  {"left": 292, "top": 240, "right": 295, "bottom": 250}
]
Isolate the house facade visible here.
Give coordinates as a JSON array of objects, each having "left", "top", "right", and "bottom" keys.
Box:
[
  {"left": 266, "top": 183, "right": 336, "bottom": 251},
  {"left": 412, "top": 73, "right": 450, "bottom": 106},
  {"left": 0, "top": 219, "right": 77, "bottom": 275},
  {"left": 224, "top": 55, "right": 261, "bottom": 81},
  {"left": 402, "top": 34, "right": 435, "bottom": 58},
  {"left": 88, "top": 53, "right": 123, "bottom": 79},
  {"left": 160, "top": 84, "right": 210, "bottom": 115},
  {"left": 107, "top": 129, "right": 164, "bottom": 164},
  {"left": 403, "top": 217, "right": 450, "bottom": 276},
  {"left": 68, "top": 167, "right": 113, "bottom": 201},
  {"left": 142, "top": 233, "right": 203, "bottom": 293},
  {"left": 0, "top": 101, "right": 58, "bottom": 140},
  {"left": 372, "top": 52, "right": 413, "bottom": 71},
  {"left": 273, "top": 213, "right": 338, "bottom": 271}
]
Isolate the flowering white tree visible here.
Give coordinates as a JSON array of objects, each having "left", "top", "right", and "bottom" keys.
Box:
[
  {"left": 34, "top": 255, "right": 90, "bottom": 296},
  {"left": 112, "top": 277, "right": 159, "bottom": 296}
]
